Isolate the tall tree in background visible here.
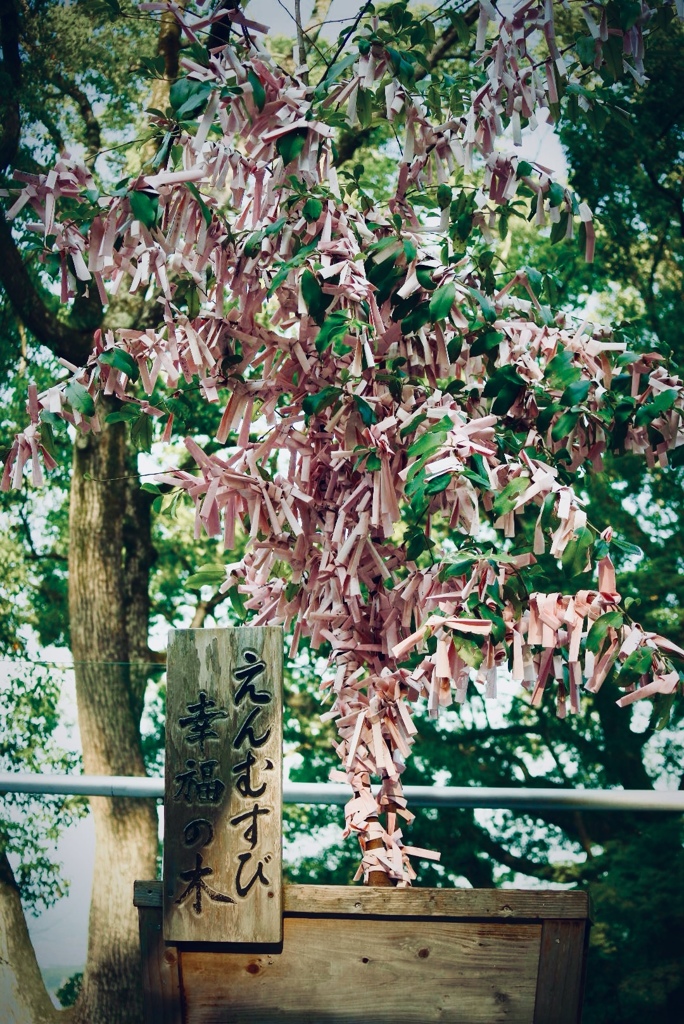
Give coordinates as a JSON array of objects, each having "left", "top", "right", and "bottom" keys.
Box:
[
  {"left": 0, "top": 3, "right": 161, "bottom": 1021},
  {"left": 1, "top": 3, "right": 683, "bottom": 1024}
]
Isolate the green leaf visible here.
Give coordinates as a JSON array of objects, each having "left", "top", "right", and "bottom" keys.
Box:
[
  {"left": 140, "top": 482, "right": 161, "bottom": 495},
  {"left": 416, "top": 265, "right": 436, "bottom": 291},
  {"left": 611, "top": 537, "right": 643, "bottom": 560},
  {"left": 550, "top": 211, "right": 570, "bottom": 245},
  {"left": 602, "top": 35, "right": 624, "bottom": 82},
  {"left": 482, "top": 365, "right": 526, "bottom": 398},
  {"left": 586, "top": 611, "right": 624, "bottom": 654},
  {"left": 99, "top": 349, "right": 140, "bottom": 382},
  {"left": 402, "top": 238, "right": 417, "bottom": 263},
  {"left": 400, "top": 413, "right": 427, "bottom": 438},
  {"left": 621, "top": 646, "right": 654, "bottom": 678},
  {"left": 169, "top": 78, "right": 212, "bottom": 118},
  {"left": 467, "top": 287, "right": 497, "bottom": 323},
  {"left": 228, "top": 585, "right": 247, "bottom": 619},
  {"left": 453, "top": 635, "right": 484, "bottom": 669},
  {"left": 546, "top": 349, "right": 581, "bottom": 388},
  {"left": 470, "top": 328, "right": 503, "bottom": 357},
  {"left": 277, "top": 128, "right": 308, "bottom": 165},
  {"left": 353, "top": 396, "right": 376, "bottom": 426},
  {"left": 303, "top": 197, "right": 323, "bottom": 222},
  {"left": 425, "top": 473, "right": 450, "bottom": 495},
  {"left": 440, "top": 555, "right": 477, "bottom": 579},
  {"left": 104, "top": 404, "right": 140, "bottom": 424},
  {"left": 575, "top": 35, "right": 596, "bottom": 68},
  {"left": 64, "top": 380, "right": 95, "bottom": 417},
  {"left": 314, "top": 312, "right": 350, "bottom": 355},
  {"left": 492, "top": 476, "right": 529, "bottom": 517},
  {"left": 356, "top": 87, "right": 373, "bottom": 129},
  {"left": 516, "top": 160, "right": 533, "bottom": 178},
  {"left": 247, "top": 69, "right": 266, "bottom": 112},
  {"left": 547, "top": 182, "right": 565, "bottom": 208},
  {"left": 551, "top": 410, "right": 580, "bottom": 442},
  {"left": 131, "top": 412, "right": 153, "bottom": 452},
  {"left": 635, "top": 388, "right": 679, "bottom": 425},
  {"left": 407, "top": 427, "right": 448, "bottom": 459},
  {"left": 561, "top": 525, "right": 593, "bottom": 577},
  {"left": 651, "top": 691, "right": 676, "bottom": 732},
  {"left": 429, "top": 282, "right": 455, "bottom": 321},
  {"left": 437, "top": 184, "right": 452, "bottom": 210},
  {"left": 186, "top": 565, "right": 226, "bottom": 589},
  {"left": 152, "top": 489, "right": 181, "bottom": 518},
  {"left": 561, "top": 380, "right": 591, "bottom": 407},
  {"left": 316, "top": 51, "right": 358, "bottom": 93},
  {"left": 39, "top": 421, "right": 57, "bottom": 460},
  {"left": 129, "top": 191, "right": 158, "bottom": 229},
  {"left": 302, "top": 386, "right": 341, "bottom": 419},
  {"left": 491, "top": 383, "right": 523, "bottom": 415},
  {"left": 301, "top": 269, "right": 332, "bottom": 325},
  {"left": 186, "top": 182, "right": 212, "bottom": 228}
]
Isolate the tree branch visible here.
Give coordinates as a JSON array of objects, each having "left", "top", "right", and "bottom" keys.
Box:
[
  {"left": 304, "top": 0, "right": 334, "bottom": 47},
  {"left": 294, "top": 0, "right": 308, "bottom": 82},
  {"left": 50, "top": 71, "right": 101, "bottom": 164},
  {"left": 15, "top": 504, "right": 67, "bottom": 563},
  {"left": 334, "top": 1, "right": 478, "bottom": 168},
  {"left": 0, "top": 216, "right": 96, "bottom": 364},
  {"left": 190, "top": 589, "right": 228, "bottom": 629},
  {"left": 475, "top": 828, "right": 565, "bottom": 882}
]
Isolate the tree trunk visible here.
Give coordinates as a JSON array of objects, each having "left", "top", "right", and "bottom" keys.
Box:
[
  {"left": 68, "top": 415, "right": 157, "bottom": 1024},
  {"left": 0, "top": 850, "right": 63, "bottom": 1024}
]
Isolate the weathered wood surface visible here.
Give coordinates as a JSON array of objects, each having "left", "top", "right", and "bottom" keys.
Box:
[
  {"left": 164, "top": 627, "right": 283, "bottom": 944},
  {"left": 180, "top": 916, "right": 542, "bottom": 1023},
  {"left": 533, "top": 919, "right": 589, "bottom": 1024},
  {"left": 138, "top": 906, "right": 183, "bottom": 1024},
  {"left": 282, "top": 883, "right": 591, "bottom": 921},
  {"left": 136, "top": 882, "right": 590, "bottom": 1024},
  {"left": 139, "top": 879, "right": 590, "bottom": 921}
]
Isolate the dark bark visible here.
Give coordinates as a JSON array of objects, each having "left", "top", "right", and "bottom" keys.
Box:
[
  {"left": 123, "top": 459, "right": 157, "bottom": 726},
  {"left": 0, "top": 0, "right": 21, "bottom": 172},
  {"left": 158, "top": 6, "right": 183, "bottom": 79}
]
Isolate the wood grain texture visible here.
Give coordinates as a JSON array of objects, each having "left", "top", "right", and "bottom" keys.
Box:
[
  {"left": 164, "top": 627, "right": 283, "bottom": 944},
  {"left": 180, "top": 916, "right": 542, "bottom": 1023},
  {"left": 138, "top": 905, "right": 183, "bottom": 1024},
  {"left": 137, "top": 880, "right": 591, "bottom": 921},
  {"left": 283, "top": 884, "right": 591, "bottom": 920},
  {"left": 533, "top": 919, "right": 589, "bottom": 1024}
]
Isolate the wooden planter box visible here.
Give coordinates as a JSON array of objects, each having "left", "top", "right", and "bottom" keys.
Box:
[{"left": 134, "top": 880, "right": 590, "bottom": 1024}]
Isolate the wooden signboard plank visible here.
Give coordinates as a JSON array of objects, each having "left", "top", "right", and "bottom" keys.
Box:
[
  {"left": 533, "top": 919, "right": 588, "bottom": 1024},
  {"left": 180, "top": 916, "right": 542, "bottom": 1023},
  {"left": 282, "top": 884, "right": 591, "bottom": 921},
  {"left": 137, "top": 880, "right": 591, "bottom": 922},
  {"left": 137, "top": 906, "right": 183, "bottom": 1024},
  {"left": 164, "top": 627, "right": 282, "bottom": 944}
]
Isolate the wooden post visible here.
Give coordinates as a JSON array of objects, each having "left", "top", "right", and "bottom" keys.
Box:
[{"left": 163, "top": 627, "right": 283, "bottom": 944}]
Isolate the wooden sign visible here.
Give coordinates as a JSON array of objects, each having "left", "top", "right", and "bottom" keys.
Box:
[{"left": 164, "top": 627, "right": 282, "bottom": 944}]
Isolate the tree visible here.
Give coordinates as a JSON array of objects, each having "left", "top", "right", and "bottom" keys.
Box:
[
  {"left": 0, "top": 3, "right": 161, "bottom": 1022},
  {"left": 1, "top": 2, "right": 683, "bottom": 1022}
]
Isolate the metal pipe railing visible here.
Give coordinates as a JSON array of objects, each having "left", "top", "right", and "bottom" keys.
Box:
[{"left": 1, "top": 772, "right": 683, "bottom": 811}]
